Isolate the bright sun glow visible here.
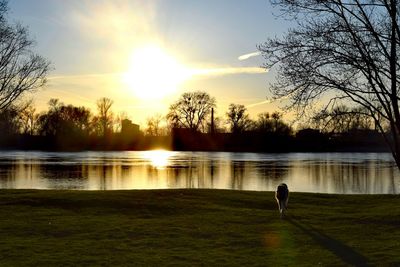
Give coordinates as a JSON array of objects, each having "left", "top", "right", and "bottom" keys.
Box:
[
  {"left": 123, "top": 45, "right": 190, "bottom": 100},
  {"left": 143, "top": 150, "right": 173, "bottom": 169}
]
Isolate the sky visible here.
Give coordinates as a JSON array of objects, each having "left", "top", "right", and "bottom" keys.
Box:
[{"left": 8, "top": 0, "right": 290, "bottom": 126}]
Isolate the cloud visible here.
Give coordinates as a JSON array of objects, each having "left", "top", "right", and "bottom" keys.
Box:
[
  {"left": 44, "top": 64, "right": 268, "bottom": 110},
  {"left": 48, "top": 73, "right": 121, "bottom": 80},
  {"left": 44, "top": 72, "right": 125, "bottom": 106},
  {"left": 70, "top": 1, "right": 156, "bottom": 41},
  {"left": 68, "top": 0, "right": 158, "bottom": 68},
  {"left": 48, "top": 65, "right": 267, "bottom": 84},
  {"left": 238, "top": 51, "right": 261, "bottom": 61},
  {"left": 190, "top": 66, "right": 267, "bottom": 77}
]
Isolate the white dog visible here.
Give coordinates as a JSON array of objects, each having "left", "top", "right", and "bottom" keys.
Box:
[{"left": 275, "top": 183, "right": 289, "bottom": 218}]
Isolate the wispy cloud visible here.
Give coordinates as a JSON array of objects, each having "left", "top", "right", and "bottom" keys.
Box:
[
  {"left": 48, "top": 73, "right": 121, "bottom": 80},
  {"left": 238, "top": 51, "right": 261, "bottom": 61},
  {"left": 189, "top": 66, "right": 267, "bottom": 78},
  {"left": 48, "top": 66, "right": 267, "bottom": 82},
  {"left": 192, "top": 66, "right": 266, "bottom": 76},
  {"left": 70, "top": 1, "right": 156, "bottom": 45},
  {"left": 69, "top": 1, "right": 158, "bottom": 69}
]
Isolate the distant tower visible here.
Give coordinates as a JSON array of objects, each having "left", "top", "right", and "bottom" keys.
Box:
[{"left": 211, "top": 108, "right": 215, "bottom": 134}]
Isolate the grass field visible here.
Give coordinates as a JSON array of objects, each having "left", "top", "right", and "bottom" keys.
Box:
[{"left": 0, "top": 189, "right": 399, "bottom": 266}]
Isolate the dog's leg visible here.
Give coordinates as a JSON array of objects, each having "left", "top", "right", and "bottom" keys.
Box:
[
  {"left": 280, "top": 200, "right": 288, "bottom": 219},
  {"left": 275, "top": 195, "right": 281, "bottom": 211}
]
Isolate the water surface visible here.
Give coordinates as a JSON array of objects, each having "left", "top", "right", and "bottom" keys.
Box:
[{"left": 0, "top": 151, "right": 398, "bottom": 194}]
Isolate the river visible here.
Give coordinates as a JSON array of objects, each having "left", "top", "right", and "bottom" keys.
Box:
[{"left": 0, "top": 151, "right": 398, "bottom": 193}]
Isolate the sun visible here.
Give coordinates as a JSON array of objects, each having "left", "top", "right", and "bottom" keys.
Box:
[{"left": 122, "top": 45, "right": 190, "bottom": 100}]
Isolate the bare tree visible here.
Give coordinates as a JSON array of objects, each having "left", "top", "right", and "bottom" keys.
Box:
[
  {"left": 312, "top": 105, "right": 376, "bottom": 133},
  {"left": 0, "top": 104, "right": 20, "bottom": 135},
  {"left": 0, "top": 1, "right": 50, "bottom": 110},
  {"left": 256, "top": 112, "right": 292, "bottom": 134},
  {"left": 258, "top": 0, "right": 400, "bottom": 168},
  {"left": 145, "top": 114, "right": 165, "bottom": 136},
  {"left": 18, "top": 100, "right": 38, "bottom": 135},
  {"left": 206, "top": 115, "right": 226, "bottom": 133},
  {"left": 226, "top": 104, "right": 253, "bottom": 133},
  {"left": 256, "top": 112, "right": 273, "bottom": 131},
  {"left": 167, "top": 91, "right": 216, "bottom": 132},
  {"left": 36, "top": 99, "right": 92, "bottom": 138},
  {"left": 95, "top": 97, "right": 114, "bottom": 137}
]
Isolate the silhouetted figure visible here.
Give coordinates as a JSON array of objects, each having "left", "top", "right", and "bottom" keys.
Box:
[{"left": 275, "top": 183, "right": 289, "bottom": 219}]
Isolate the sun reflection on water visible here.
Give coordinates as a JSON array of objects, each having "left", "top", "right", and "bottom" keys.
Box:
[{"left": 142, "top": 150, "right": 172, "bottom": 169}]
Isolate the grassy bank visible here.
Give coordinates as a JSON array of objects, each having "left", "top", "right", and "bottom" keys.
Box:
[{"left": 0, "top": 189, "right": 398, "bottom": 266}]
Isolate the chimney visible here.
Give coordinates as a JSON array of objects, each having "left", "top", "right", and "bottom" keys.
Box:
[{"left": 211, "top": 108, "right": 215, "bottom": 134}]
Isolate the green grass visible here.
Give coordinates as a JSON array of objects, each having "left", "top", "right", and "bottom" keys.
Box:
[{"left": 0, "top": 189, "right": 399, "bottom": 266}]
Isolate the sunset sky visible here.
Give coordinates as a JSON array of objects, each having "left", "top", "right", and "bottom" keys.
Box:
[{"left": 9, "top": 0, "right": 290, "bottom": 126}]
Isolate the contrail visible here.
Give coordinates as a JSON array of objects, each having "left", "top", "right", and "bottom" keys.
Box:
[
  {"left": 246, "top": 93, "right": 294, "bottom": 108},
  {"left": 238, "top": 51, "right": 261, "bottom": 61},
  {"left": 246, "top": 99, "right": 274, "bottom": 108}
]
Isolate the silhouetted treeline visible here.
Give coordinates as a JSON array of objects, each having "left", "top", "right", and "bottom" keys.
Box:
[
  {"left": 0, "top": 94, "right": 390, "bottom": 152},
  {"left": 0, "top": 126, "right": 388, "bottom": 152},
  {"left": 170, "top": 128, "right": 387, "bottom": 152}
]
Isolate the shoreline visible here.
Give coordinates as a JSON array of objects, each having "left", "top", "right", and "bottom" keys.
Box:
[{"left": 0, "top": 188, "right": 399, "bottom": 195}]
